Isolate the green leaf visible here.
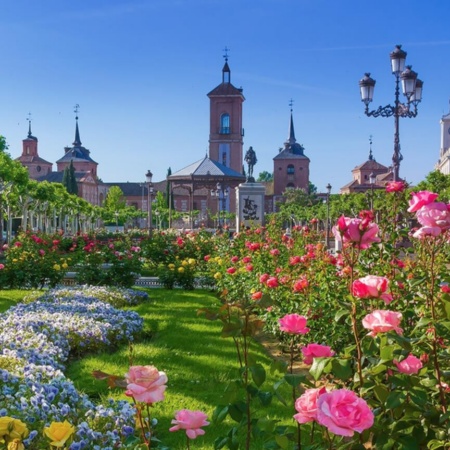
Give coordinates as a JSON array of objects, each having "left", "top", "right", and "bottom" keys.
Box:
[
  {"left": 428, "top": 440, "right": 447, "bottom": 450},
  {"left": 385, "top": 390, "right": 407, "bottom": 409},
  {"left": 275, "top": 435, "right": 290, "bottom": 449},
  {"left": 409, "top": 387, "right": 428, "bottom": 407},
  {"left": 284, "top": 373, "right": 307, "bottom": 387},
  {"left": 373, "top": 384, "right": 389, "bottom": 403},
  {"left": 309, "top": 357, "right": 332, "bottom": 381},
  {"left": 270, "top": 359, "right": 288, "bottom": 374},
  {"left": 250, "top": 363, "right": 266, "bottom": 387},
  {"left": 228, "top": 402, "right": 246, "bottom": 422},
  {"left": 212, "top": 405, "right": 229, "bottom": 423},
  {"left": 380, "top": 344, "right": 396, "bottom": 361},
  {"left": 258, "top": 390, "right": 273, "bottom": 406},
  {"left": 330, "top": 358, "right": 353, "bottom": 380},
  {"left": 221, "top": 321, "right": 242, "bottom": 338},
  {"left": 334, "top": 309, "right": 348, "bottom": 323}
]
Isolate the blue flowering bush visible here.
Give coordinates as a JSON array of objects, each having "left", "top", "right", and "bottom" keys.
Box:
[{"left": 0, "top": 287, "right": 144, "bottom": 449}]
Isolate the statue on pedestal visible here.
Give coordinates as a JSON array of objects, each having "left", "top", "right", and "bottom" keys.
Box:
[{"left": 244, "top": 146, "right": 257, "bottom": 182}]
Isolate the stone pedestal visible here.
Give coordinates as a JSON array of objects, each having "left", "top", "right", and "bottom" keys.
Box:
[{"left": 235, "top": 182, "right": 266, "bottom": 230}]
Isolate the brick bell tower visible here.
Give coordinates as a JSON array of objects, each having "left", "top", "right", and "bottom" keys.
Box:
[{"left": 207, "top": 50, "right": 245, "bottom": 175}]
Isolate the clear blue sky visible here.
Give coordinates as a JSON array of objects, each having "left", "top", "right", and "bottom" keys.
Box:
[{"left": 2, "top": 0, "right": 450, "bottom": 193}]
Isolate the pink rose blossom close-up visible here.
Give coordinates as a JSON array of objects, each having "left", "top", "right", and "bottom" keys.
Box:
[
  {"left": 278, "top": 313, "right": 309, "bottom": 335},
  {"left": 407, "top": 190, "right": 439, "bottom": 213},
  {"left": 169, "top": 409, "right": 209, "bottom": 439},
  {"left": 316, "top": 389, "right": 374, "bottom": 437},
  {"left": 394, "top": 354, "right": 423, "bottom": 375},
  {"left": 412, "top": 226, "right": 442, "bottom": 239},
  {"left": 293, "top": 387, "right": 327, "bottom": 424},
  {"left": 301, "top": 343, "right": 335, "bottom": 365},
  {"left": 332, "top": 216, "right": 380, "bottom": 249},
  {"left": 125, "top": 365, "right": 167, "bottom": 404},
  {"left": 416, "top": 202, "right": 450, "bottom": 230},
  {"left": 352, "top": 275, "right": 393, "bottom": 304},
  {"left": 362, "top": 310, "right": 403, "bottom": 337}
]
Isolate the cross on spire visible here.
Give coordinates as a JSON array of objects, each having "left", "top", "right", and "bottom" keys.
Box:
[
  {"left": 368, "top": 135, "right": 373, "bottom": 160},
  {"left": 289, "top": 98, "right": 294, "bottom": 112},
  {"left": 26, "top": 112, "right": 32, "bottom": 137},
  {"left": 223, "top": 46, "right": 230, "bottom": 62},
  {"left": 74, "top": 104, "right": 80, "bottom": 119}
]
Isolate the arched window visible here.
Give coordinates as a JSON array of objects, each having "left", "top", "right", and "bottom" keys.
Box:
[
  {"left": 287, "top": 164, "right": 295, "bottom": 175},
  {"left": 220, "top": 114, "right": 230, "bottom": 134}
]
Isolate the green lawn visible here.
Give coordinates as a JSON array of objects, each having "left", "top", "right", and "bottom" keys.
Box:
[{"left": 0, "top": 289, "right": 31, "bottom": 312}]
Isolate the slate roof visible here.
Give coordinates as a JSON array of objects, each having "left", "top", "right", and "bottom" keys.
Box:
[
  {"left": 169, "top": 156, "right": 246, "bottom": 180},
  {"left": 273, "top": 111, "right": 310, "bottom": 160},
  {"left": 16, "top": 155, "right": 52, "bottom": 165}
]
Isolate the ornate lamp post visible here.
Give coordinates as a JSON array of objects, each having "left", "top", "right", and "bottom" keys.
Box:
[
  {"left": 359, "top": 45, "right": 423, "bottom": 181},
  {"left": 145, "top": 170, "right": 154, "bottom": 237},
  {"left": 325, "top": 183, "right": 332, "bottom": 249},
  {"left": 211, "top": 182, "right": 229, "bottom": 227}
]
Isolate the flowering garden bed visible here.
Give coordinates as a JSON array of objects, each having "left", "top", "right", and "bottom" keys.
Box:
[{"left": 1, "top": 184, "right": 450, "bottom": 449}]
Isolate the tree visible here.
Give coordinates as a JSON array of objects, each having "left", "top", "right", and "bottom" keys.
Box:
[
  {"left": 62, "top": 160, "right": 78, "bottom": 195},
  {"left": 257, "top": 171, "right": 274, "bottom": 182},
  {"left": 416, "top": 170, "right": 450, "bottom": 201}
]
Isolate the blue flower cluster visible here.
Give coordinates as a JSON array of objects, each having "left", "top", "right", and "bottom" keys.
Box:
[{"left": 0, "top": 287, "right": 144, "bottom": 449}]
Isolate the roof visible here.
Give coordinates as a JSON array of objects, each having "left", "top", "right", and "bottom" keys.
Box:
[
  {"left": 273, "top": 111, "right": 309, "bottom": 160},
  {"left": 16, "top": 155, "right": 52, "bottom": 165},
  {"left": 37, "top": 171, "right": 92, "bottom": 183},
  {"left": 103, "top": 182, "right": 147, "bottom": 196},
  {"left": 169, "top": 155, "right": 246, "bottom": 181},
  {"left": 207, "top": 83, "right": 244, "bottom": 97},
  {"left": 56, "top": 146, "right": 98, "bottom": 164},
  {"left": 353, "top": 159, "right": 388, "bottom": 171}
]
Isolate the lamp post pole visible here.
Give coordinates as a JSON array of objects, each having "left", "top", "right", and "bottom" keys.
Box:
[
  {"left": 325, "top": 183, "right": 331, "bottom": 249},
  {"left": 145, "top": 170, "right": 154, "bottom": 238},
  {"left": 359, "top": 45, "right": 423, "bottom": 181}
]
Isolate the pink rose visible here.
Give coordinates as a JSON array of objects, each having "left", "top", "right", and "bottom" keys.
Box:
[
  {"left": 352, "top": 275, "right": 393, "bottom": 305},
  {"left": 293, "top": 387, "right": 327, "bottom": 423},
  {"left": 316, "top": 389, "right": 374, "bottom": 436},
  {"left": 259, "top": 273, "right": 270, "bottom": 283},
  {"left": 266, "top": 277, "right": 279, "bottom": 288},
  {"left": 279, "top": 313, "right": 309, "bottom": 335},
  {"left": 412, "top": 226, "right": 442, "bottom": 239},
  {"left": 226, "top": 267, "right": 236, "bottom": 274},
  {"left": 301, "top": 343, "right": 335, "bottom": 365},
  {"left": 407, "top": 190, "right": 439, "bottom": 212},
  {"left": 293, "top": 277, "right": 309, "bottom": 292},
  {"left": 362, "top": 310, "right": 403, "bottom": 337},
  {"left": 386, "top": 181, "right": 406, "bottom": 193},
  {"left": 169, "top": 409, "right": 209, "bottom": 439},
  {"left": 416, "top": 202, "right": 450, "bottom": 230},
  {"left": 394, "top": 354, "right": 423, "bottom": 375},
  {"left": 332, "top": 216, "right": 380, "bottom": 249},
  {"left": 125, "top": 365, "right": 167, "bottom": 404},
  {"left": 270, "top": 248, "right": 280, "bottom": 256},
  {"left": 251, "top": 291, "right": 263, "bottom": 301}
]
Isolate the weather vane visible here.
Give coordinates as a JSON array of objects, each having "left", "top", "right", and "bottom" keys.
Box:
[
  {"left": 223, "top": 46, "right": 230, "bottom": 62},
  {"left": 289, "top": 98, "right": 294, "bottom": 111},
  {"left": 74, "top": 104, "right": 80, "bottom": 118}
]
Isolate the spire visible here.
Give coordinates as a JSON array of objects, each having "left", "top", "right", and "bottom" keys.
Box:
[
  {"left": 27, "top": 112, "right": 32, "bottom": 138},
  {"left": 73, "top": 104, "right": 82, "bottom": 146},
  {"left": 288, "top": 99, "right": 296, "bottom": 144},
  {"left": 222, "top": 46, "right": 231, "bottom": 83},
  {"left": 368, "top": 135, "right": 373, "bottom": 160}
]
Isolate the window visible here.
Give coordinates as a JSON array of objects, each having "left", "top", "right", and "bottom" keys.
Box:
[
  {"left": 287, "top": 164, "right": 295, "bottom": 175},
  {"left": 220, "top": 114, "right": 230, "bottom": 134},
  {"left": 222, "top": 152, "right": 227, "bottom": 166}
]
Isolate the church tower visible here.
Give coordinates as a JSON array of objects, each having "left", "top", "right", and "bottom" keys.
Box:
[
  {"left": 16, "top": 116, "right": 53, "bottom": 179},
  {"left": 207, "top": 51, "right": 245, "bottom": 175},
  {"left": 273, "top": 105, "right": 310, "bottom": 195}
]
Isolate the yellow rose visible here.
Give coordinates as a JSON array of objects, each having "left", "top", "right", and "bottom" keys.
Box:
[
  {"left": 53, "top": 264, "right": 61, "bottom": 271},
  {"left": 181, "top": 260, "right": 188, "bottom": 266},
  {"left": 12, "top": 259, "right": 18, "bottom": 263},
  {"left": 7, "top": 439, "right": 25, "bottom": 450},
  {"left": 44, "top": 421, "right": 75, "bottom": 448},
  {"left": 214, "top": 272, "right": 222, "bottom": 279},
  {"left": 62, "top": 263, "right": 68, "bottom": 269},
  {"left": 188, "top": 258, "right": 196, "bottom": 266},
  {"left": 0, "top": 417, "right": 28, "bottom": 440},
  {"left": 168, "top": 264, "right": 175, "bottom": 269},
  {"left": 178, "top": 267, "right": 185, "bottom": 273}
]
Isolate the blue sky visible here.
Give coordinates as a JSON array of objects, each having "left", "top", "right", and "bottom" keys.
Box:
[{"left": 1, "top": 0, "right": 450, "bottom": 193}]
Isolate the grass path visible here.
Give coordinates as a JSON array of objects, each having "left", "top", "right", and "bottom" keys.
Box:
[{"left": 66, "top": 289, "right": 294, "bottom": 449}]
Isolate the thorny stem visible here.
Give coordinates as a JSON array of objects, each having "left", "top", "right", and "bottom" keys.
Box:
[
  {"left": 426, "top": 239, "right": 447, "bottom": 413},
  {"left": 290, "top": 336, "right": 301, "bottom": 449},
  {"left": 132, "top": 399, "right": 151, "bottom": 448}
]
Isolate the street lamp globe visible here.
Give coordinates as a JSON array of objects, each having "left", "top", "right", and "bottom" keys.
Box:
[{"left": 390, "top": 44, "right": 407, "bottom": 74}]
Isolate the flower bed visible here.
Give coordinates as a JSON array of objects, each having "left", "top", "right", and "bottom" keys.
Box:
[{"left": 0, "top": 288, "right": 144, "bottom": 449}]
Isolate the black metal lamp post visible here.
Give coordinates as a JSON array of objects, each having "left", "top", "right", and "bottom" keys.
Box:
[
  {"left": 359, "top": 45, "right": 423, "bottom": 181},
  {"left": 145, "top": 170, "right": 154, "bottom": 237},
  {"left": 325, "top": 183, "right": 332, "bottom": 249}
]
